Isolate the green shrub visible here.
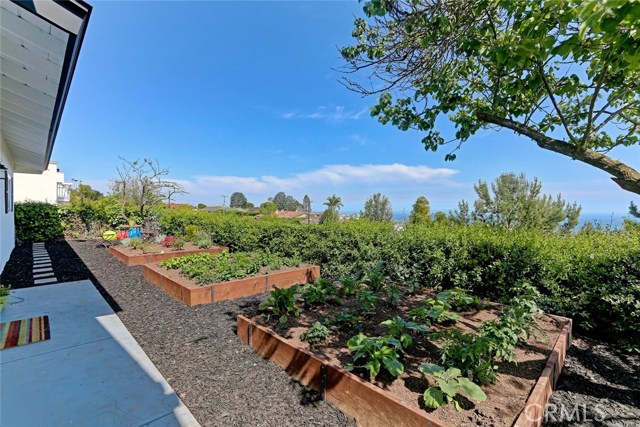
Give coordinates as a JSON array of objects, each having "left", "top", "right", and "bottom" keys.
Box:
[
  {"left": 185, "top": 225, "right": 200, "bottom": 241},
  {"left": 58, "top": 196, "right": 139, "bottom": 234},
  {"left": 193, "top": 231, "right": 212, "bottom": 249},
  {"left": 15, "top": 202, "right": 63, "bottom": 242},
  {"left": 158, "top": 208, "right": 640, "bottom": 351}
]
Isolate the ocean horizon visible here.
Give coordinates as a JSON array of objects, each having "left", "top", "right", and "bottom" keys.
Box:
[{"left": 342, "top": 211, "right": 629, "bottom": 228}]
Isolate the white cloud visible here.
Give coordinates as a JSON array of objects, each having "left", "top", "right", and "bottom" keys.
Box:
[
  {"left": 172, "top": 163, "right": 460, "bottom": 209},
  {"left": 282, "top": 105, "right": 367, "bottom": 122},
  {"left": 180, "top": 176, "right": 269, "bottom": 196}
]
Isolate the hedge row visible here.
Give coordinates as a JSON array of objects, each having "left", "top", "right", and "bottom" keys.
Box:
[
  {"left": 160, "top": 208, "right": 640, "bottom": 352},
  {"left": 15, "top": 202, "right": 64, "bottom": 242}
]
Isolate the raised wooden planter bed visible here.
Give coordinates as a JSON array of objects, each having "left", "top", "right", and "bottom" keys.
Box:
[
  {"left": 237, "top": 314, "right": 572, "bottom": 427},
  {"left": 143, "top": 264, "right": 320, "bottom": 307},
  {"left": 109, "top": 243, "right": 228, "bottom": 266}
]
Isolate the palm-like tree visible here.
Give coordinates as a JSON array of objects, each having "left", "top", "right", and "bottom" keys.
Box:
[{"left": 324, "top": 195, "right": 343, "bottom": 211}]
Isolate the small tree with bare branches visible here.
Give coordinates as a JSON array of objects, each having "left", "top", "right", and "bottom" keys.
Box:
[{"left": 110, "top": 158, "right": 186, "bottom": 232}]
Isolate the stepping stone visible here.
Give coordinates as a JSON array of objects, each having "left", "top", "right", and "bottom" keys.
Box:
[
  {"left": 33, "top": 268, "right": 53, "bottom": 274},
  {"left": 34, "top": 263, "right": 52, "bottom": 268},
  {"left": 33, "top": 258, "right": 51, "bottom": 262},
  {"left": 33, "top": 272, "right": 55, "bottom": 279},
  {"left": 34, "top": 277, "right": 57, "bottom": 285}
]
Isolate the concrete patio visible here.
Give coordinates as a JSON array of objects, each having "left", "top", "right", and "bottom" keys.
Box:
[{"left": 0, "top": 280, "right": 200, "bottom": 427}]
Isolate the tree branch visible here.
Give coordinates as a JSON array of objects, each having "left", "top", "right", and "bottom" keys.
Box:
[
  {"left": 476, "top": 111, "right": 640, "bottom": 195},
  {"left": 584, "top": 62, "right": 608, "bottom": 145},
  {"left": 536, "top": 62, "right": 577, "bottom": 144}
]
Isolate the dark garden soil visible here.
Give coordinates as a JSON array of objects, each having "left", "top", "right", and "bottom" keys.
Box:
[
  {"left": 0, "top": 243, "right": 32, "bottom": 288},
  {"left": 245, "top": 293, "right": 565, "bottom": 427},
  {"left": 1, "top": 239, "right": 638, "bottom": 426}
]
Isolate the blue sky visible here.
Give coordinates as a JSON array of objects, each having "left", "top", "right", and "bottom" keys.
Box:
[{"left": 52, "top": 1, "right": 637, "bottom": 217}]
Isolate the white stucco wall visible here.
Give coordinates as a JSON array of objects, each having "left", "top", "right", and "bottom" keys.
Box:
[
  {"left": 14, "top": 162, "right": 66, "bottom": 204},
  {"left": 0, "top": 134, "right": 16, "bottom": 273}
]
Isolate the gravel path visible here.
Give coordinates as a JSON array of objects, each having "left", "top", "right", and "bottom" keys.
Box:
[
  {"left": 50, "top": 240, "right": 354, "bottom": 427},
  {"left": 545, "top": 338, "right": 640, "bottom": 426},
  {"left": 2, "top": 240, "right": 638, "bottom": 426}
]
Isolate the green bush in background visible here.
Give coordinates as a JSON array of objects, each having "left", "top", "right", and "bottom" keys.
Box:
[
  {"left": 58, "top": 196, "right": 143, "bottom": 237},
  {"left": 15, "top": 201, "right": 64, "bottom": 242},
  {"left": 159, "top": 207, "right": 640, "bottom": 352}
]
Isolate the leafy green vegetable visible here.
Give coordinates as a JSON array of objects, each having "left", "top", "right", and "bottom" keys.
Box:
[
  {"left": 300, "top": 322, "right": 330, "bottom": 344},
  {"left": 345, "top": 333, "right": 404, "bottom": 378},
  {"left": 380, "top": 316, "right": 429, "bottom": 349},
  {"left": 259, "top": 286, "right": 300, "bottom": 324},
  {"left": 419, "top": 364, "right": 486, "bottom": 411},
  {"left": 363, "top": 261, "right": 386, "bottom": 291},
  {"left": 162, "top": 250, "right": 302, "bottom": 285},
  {"left": 356, "top": 287, "right": 379, "bottom": 315}
]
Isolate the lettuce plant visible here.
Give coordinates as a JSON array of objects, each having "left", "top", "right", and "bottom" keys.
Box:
[{"left": 300, "top": 322, "right": 330, "bottom": 344}]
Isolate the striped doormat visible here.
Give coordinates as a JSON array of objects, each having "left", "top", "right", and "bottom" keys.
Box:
[{"left": 0, "top": 316, "right": 50, "bottom": 350}]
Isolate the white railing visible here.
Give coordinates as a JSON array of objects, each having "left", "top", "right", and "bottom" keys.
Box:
[{"left": 57, "top": 182, "right": 71, "bottom": 203}]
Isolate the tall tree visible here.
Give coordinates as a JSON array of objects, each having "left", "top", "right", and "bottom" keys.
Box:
[
  {"left": 455, "top": 172, "right": 581, "bottom": 232},
  {"left": 630, "top": 201, "right": 640, "bottom": 219},
  {"left": 409, "top": 196, "right": 431, "bottom": 224},
  {"left": 320, "top": 194, "right": 343, "bottom": 224},
  {"left": 341, "top": 0, "right": 640, "bottom": 195},
  {"left": 283, "top": 195, "right": 303, "bottom": 211},
  {"left": 324, "top": 194, "right": 343, "bottom": 211},
  {"left": 230, "top": 192, "right": 248, "bottom": 208},
  {"left": 259, "top": 201, "right": 277, "bottom": 216},
  {"left": 70, "top": 184, "right": 103, "bottom": 203},
  {"left": 273, "top": 192, "right": 287, "bottom": 210},
  {"left": 361, "top": 193, "right": 393, "bottom": 222},
  {"left": 303, "top": 195, "right": 312, "bottom": 224}
]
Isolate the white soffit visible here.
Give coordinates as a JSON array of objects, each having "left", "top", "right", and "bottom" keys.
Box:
[{"left": 0, "top": 0, "right": 91, "bottom": 174}]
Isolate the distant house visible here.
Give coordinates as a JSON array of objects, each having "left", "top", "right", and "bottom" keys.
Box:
[
  {"left": 255, "top": 210, "right": 320, "bottom": 224},
  {"left": 201, "top": 206, "right": 247, "bottom": 213},
  {"left": 0, "top": 0, "right": 92, "bottom": 271},
  {"left": 14, "top": 161, "right": 73, "bottom": 204},
  {"left": 275, "top": 210, "right": 307, "bottom": 220}
]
